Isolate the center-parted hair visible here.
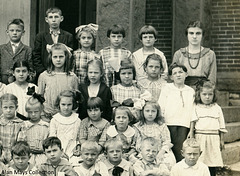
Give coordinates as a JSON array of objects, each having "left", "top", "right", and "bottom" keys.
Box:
[
  {"left": 0, "top": 93, "right": 18, "bottom": 107},
  {"left": 55, "top": 90, "right": 79, "bottom": 110},
  {"left": 143, "top": 54, "right": 163, "bottom": 73},
  {"left": 11, "top": 141, "right": 30, "bottom": 157},
  {"left": 42, "top": 136, "right": 62, "bottom": 151},
  {"left": 11, "top": 60, "right": 31, "bottom": 82},
  {"left": 168, "top": 62, "right": 188, "bottom": 76},
  {"left": 138, "top": 25, "right": 157, "bottom": 40},
  {"left": 195, "top": 80, "right": 217, "bottom": 104},
  {"left": 107, "top": 24, "right": 125, "bottom": 38},
  {"left": 112, "top": 106, "right": 134, "bottom": 125},
  {"left": 7, "top": 18, "right": 24, "bottom": 30},
  {"left": 46, "top": 7, "right": 62, "bottom": 16},
  {"left": 87, "top": 97, "right": 104, "bottom": 112},
  {"left": 185, "top": 20, "right": 205, "bottom": 36},
  {"left": 182, "top": 138, "right": 200, "bottom": 151}
]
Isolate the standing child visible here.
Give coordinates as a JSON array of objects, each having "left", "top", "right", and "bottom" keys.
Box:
[
  {"left": 189, "top": 80, "right": 227, "bottom": 176},
  {"left": 18, "top": 92, "right": 48, "bottom": 166},
  {"left": 158, "top": 63, "right": 195, "bottom": 162},
  {"left": 0, "top": 93, "right": 24, "bottom": 164},
  {"left": 171, "top": 138, "right": 210, "bottom": 176},
  {"left": 137, "top": 53, "right": 167, "bottom": 102},
  {"left": 79, "top": 59, "right": 112, "bottom": 121},
  {"left": 74, "top": 23, "right": 99, "bottom": 83},
  {"left": 103, "top": 138, "right": 134, "bottom": 176},
  {"left": 99, "top": 24, "right": 132, "bottom": 87},
  {"left": 33, "top": 7, "right": 73, "bottom": 82},
  {"left": 133, "top": 25, "right": 168, "bottom": 81},
  {"left": 134, "top": 101, "right": 176, "bottom": 169},
  {"left": 38, "top": 43, "right": 78, "bottom": 121},
  {"left": 4, "top": 61, "right": 38, "bottom": 117},
  {"left": 99, "top": 106, "right": 137, "bottom": 162},
  {"left": 0, "top": 19, "right": 32, "bottom": 84},
  {"left": 49, "top": 90, "right": 81, "bottom": 162}
]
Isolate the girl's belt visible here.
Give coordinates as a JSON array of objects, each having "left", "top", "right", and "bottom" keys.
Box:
[{"left": 195, "top": 130, "right": 219, "bottom": 135}]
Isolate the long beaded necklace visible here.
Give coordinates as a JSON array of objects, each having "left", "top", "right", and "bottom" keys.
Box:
[{"left": 187, "top": 46, "right": 201, "bottom": 69}]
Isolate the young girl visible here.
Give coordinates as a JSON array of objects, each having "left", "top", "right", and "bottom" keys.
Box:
[
  {"left": 38, "top": 43, "right": 79, "bottom": 121},
  {"left": 134, "top": 101, "right": 176, "bottom": 169},
  {"left": 18, "top": 91, "right": 49, "bottom": 166},
  {"left": 0, "top": 93, "right": 24, "bottom": 164},
  {"left": 4, "top": 61, "right": 38, "bottom": 117},
  {"left": 79, "top": 59, "right": 112, "bottom": 121},
  {"left": 99, "top": 106, "right": 138, "bottom": 162},
  {"left": 74, "top": 23, "right": 99, "bottom": 83},
  {"left": 137, "top": 53, "right": 167, "bottom": 102},
  {"left": 49, "top": 90, "right": 81, "bottom": 162},
  {"left": 189, "top": 81, "right": 227, "bottom": 176}
]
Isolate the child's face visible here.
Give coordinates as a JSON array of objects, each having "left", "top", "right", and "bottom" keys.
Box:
[
  {"left": 44, "top": 145, "right": 62, "bottom": 165},
  {"left": 141, "top": 143, "right": 158, "bottom": 163},
  {"left": 79, "top": 31, "right": 94, "bottom": 49},
  {"left": 200, "top": 88, "right": 214, "bottom": 105},
  {"left": 87, "top": 108, "right": 102, "bottom": 121},
  {"left": 52, "top": 49, "right": 66, "bottom": 71},
  {"left": 109, "top": 33, "right": 123, "bottom": 48},
  {"left": 120, "top": 68, "right": 133, "bottom": 87},
  {"left": 114, "top": 109, "right": 129, "bottom": 131},
  {"left": 141, "top": 34, "right": 156, "bottom": 48},
  {"left": 143, "top": 104, "right": 157, "bottom": 123},
  {"left": 182, "top": 147, "right": 200, "bottom": 166},
  {"left": 107, "top": 144, "right": 122, "bottom": 165},
  {"left": 145, "top": 59, "right": 161, "bottom": 79},
  {"left": 7, "top": 24, "right": 25, "bottom": 43},
  {"left": 12, "top": 154, "right": 30, "bottom": 171},
  {"left": 187, "top": 27, "right": 203, "bottom": 46},
  {"left": 13, "top": 66, "right": 29, "bottom": 83},
  {"left": 59, "top": 97, "right": 73, "bottom": 117},
  {"left": 27, "top": 105, "right": 42, "bottom": 123},
  {"left": 81, "top": 148, "right": 98, "bottom": 168},
  {"left": 2, "top": 100, "right": 17, "bottom": 119},
  {"left": 45, "top": 12, "right": 63, "bottom": 30},
  {"left": 87, "top": 64, "right": 101, "bottom": 84},
  {"left": 170, "top": 67, "right": 187, "bottom": 85}
]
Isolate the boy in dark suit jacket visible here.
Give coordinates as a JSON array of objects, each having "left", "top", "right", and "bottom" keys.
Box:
[
  {"left": 33, "top": 7, "right": 74, "bottom": 81},
  {"left": 0, "top": 19, "right": 32, "bottom": 84}
]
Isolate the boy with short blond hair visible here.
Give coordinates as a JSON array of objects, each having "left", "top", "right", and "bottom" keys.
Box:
[
  {"left": 0, "top": 19, "right": 32, "bottom": 84},
  {"left": 171, "top": 138, "right": 210, "bottom": 176}
]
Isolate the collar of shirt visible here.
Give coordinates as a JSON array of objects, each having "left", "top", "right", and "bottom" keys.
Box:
[
  {"left": 104, "top": 159, "right": 130, "bottom": 172},
  {"left": 107, "top": 125, "right": 135, "bottom": 138},
  {"left": 142, "top": 159, "right": 158, "bottom": 167},
  {"left": 10, "top": 42, "right": 20, "bottom": 47},
  {"left": 181, "top": 159, "right": 200, "bottom": 170},
  {"left": 24, "top": 120, "right": 49, "bottom": 129},
  {"left": 0, "top": 115, "right": 23, "bottom": 125},
  {"left": 50, "top": 29, "right": 60, "bottom": 36}
]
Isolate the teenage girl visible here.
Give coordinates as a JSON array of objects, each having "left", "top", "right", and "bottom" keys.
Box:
[
  {"left": 37, "top": 43, "right": 79, "bottom": 121},
  {"left": 74, "top": 23, "right": 99, "bottom": 83},
  {"left": 79, "top": 59, "right": 112, "bottom": 121},
  {"left": 189, "top": 80, "right": 227, "bottom": 176}
]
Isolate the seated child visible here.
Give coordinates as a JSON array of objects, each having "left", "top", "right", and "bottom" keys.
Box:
[
  {"left": 170, "top": 138, "right": 210, "bottom": 176},
  {"left": 103, "top": 139, "right": 133, "bottom": 176},
  {"left": 0, "top": 141, "right": 7, "bottom": 175},
  {"left": 8, "top": 141, "right": 39, "bottom": 176},
  {"left": 133, "top": 137, "right": 170, "bottom": 176},
  {"left": 74, "top": 141, "right": 109, "bottom": 176},
  {"left": 38, "top": 136, "right": 78, "bottom": 176}
]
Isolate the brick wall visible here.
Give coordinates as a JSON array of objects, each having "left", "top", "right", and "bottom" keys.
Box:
[
  {"left": 211, "top": 0, "right": 240, "bottom": 73},
  {"left": 145, "top": 0, "right": 172, "bottom": 64}
]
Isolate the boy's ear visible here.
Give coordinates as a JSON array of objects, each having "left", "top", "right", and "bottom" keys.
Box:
[
  {"left": 45, "top": 17, "right": 49, "bottom": 23},
  {"left": 181, "top": 150, "right": 184, "bottom": 157},
  {"left": 60, "top": 16, "right": 64, "bottom": 22}
]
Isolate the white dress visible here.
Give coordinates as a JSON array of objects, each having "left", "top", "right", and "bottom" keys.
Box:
[{"left": 49, "top": 112, "right": 81, "bottom": 159}]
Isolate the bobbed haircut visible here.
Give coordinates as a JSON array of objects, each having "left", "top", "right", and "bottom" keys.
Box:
[
  {"left": 112, "top": 106, "right": 134, "bottom": 124},
  {"left": 182, "top": 138, "right": 200, "bottom": 151},
  {"left": 185, "top": 20, "right": 205, "bottom": 36},
  {"left": 0, "top": 93, "right": 18, "bottom": 107},
  {"left": 42, "top": 136, "right": 62, "bottom": 151},
  {"left": 46, "top": 7, "right": 62, "bottom": 16},
  {"left": 118, "top": 57, "right": 136, "bottom": 81},
  {"left": 7, "top": 18, "right": 24, "bottom": 30},
  {"left": 55, "top": 90, "right": 79, "bottom": 110},
  {"left": 168, "top": 62, "right": 188, "bottom": 76},
  {"left": 143, "top": 53, "right": 163, "bottom": 72},
  {"left": 47, "top": 43, "right": 72, "bottom": 75},
  {"left": 11, "top": 141, "right": 30, "bottom": 157},
  {"left": 104, "top": 138, "right": 123, "bottom": 152},
  {"left": 87, "top": 97, "right": 104, "bottom": 112},
  {"left": 195, "top": 80, "right": 217, "bottom": 104},
  {"left": 107, "top": 24, "right": 125, "bottom": 38},
  {"left": 139, "top": 101, "right": 164, "bottom": 126},
  {"left": 138, "top": 25, "right": 157, "bottom": 40}
]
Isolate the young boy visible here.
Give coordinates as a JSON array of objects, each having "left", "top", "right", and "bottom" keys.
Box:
[
  {"left": 158, "top": 63, "right": 195, "bottom": 162},
  {"left": 103, "top": 139, "right": 133, "bottom": 176},
  {"left": 38, "top": 136, "right": 78, "bottom": 176},
  {"left": 99, "top": 24, "right": 132, "bottom": 87},
  {"left": 133, "top": 137, "right": 170, "bottom": 176},
  {"left": 171, "top": 138, "right": 210, "bottom": 176},
  {"left": 133, "top": 25, "right": 168, "bottom": 81},
  {"left": 0, "top": 19, "right": 32, "bottom": 84},
  {"left": 33, "top": 7, "right": 73, "bottom": 81},
  {"left": 74, "top": 141, "right": 109, "bottom": 176},
  {"left": 7, "top": 141, "right": 39, "bottom": 176}
]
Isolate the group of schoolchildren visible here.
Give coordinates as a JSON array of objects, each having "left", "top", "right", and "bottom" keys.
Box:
[{"left": 0, "top": 6, "right": 227, "bottom": 176}]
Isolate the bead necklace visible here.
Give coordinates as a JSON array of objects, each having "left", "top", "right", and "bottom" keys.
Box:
[{"left": 187, "top": 46, "right": 201, "bottom": 69}]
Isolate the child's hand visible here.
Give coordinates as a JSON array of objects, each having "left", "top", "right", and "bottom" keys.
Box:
[
  {"left": 187, "top": 131, "right": 194, "bottom": 139},
  {"left": 220, "top": 140, "right": 225, "bottom": 151}
]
